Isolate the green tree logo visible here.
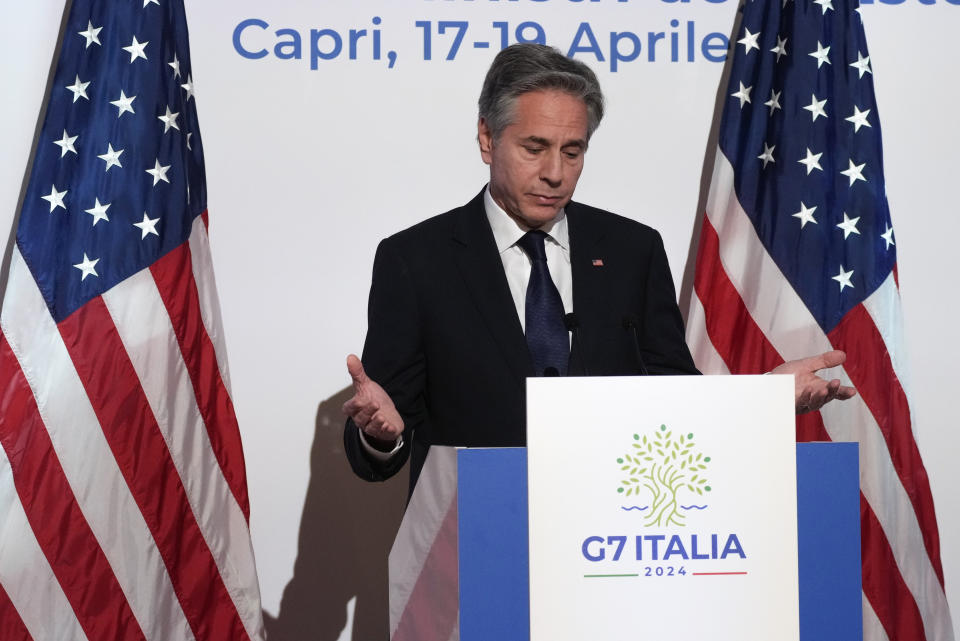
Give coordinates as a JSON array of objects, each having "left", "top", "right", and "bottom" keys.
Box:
[{"left": 616, "top": 424, "right": 712, "bottom": 527}]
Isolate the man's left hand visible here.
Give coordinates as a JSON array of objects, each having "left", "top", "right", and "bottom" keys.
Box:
[{"left": 771, "top": 349, "right": 857, "bottom": 414}]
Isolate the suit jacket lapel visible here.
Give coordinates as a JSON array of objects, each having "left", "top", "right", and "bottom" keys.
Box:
[
  {"left": 567, "top": 202, "right": 609, "bottom": 376},
  {"left": 452, "top": 191, "right": 534, "bottom": 384}
]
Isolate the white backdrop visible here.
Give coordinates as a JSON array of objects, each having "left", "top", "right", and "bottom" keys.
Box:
[{"left": 2, "top": 1, "right": 957, "bottom": 639}]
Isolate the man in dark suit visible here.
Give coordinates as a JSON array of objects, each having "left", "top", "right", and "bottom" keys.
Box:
[{"left": 342, "top": 44, "right": 854, "bottom": 492}]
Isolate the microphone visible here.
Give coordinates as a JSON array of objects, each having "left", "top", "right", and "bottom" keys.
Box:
[
  {"left": 543, "top": 366, "right": 560, "bottom": 377},
  {"left": 622, "top": 314, "right": 650, "bottom": 376},
  {"left": 564, "top": 312, "right": 589, "bottom": 376}
]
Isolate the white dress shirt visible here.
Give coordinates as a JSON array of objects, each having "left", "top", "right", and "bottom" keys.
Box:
[{"left": 483, "top": 187, "right": 573, "bottom": 328}]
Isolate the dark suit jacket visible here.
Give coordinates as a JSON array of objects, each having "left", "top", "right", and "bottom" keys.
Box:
[{"left": 344, "top": 189, "right": 698, "bottom": 493}]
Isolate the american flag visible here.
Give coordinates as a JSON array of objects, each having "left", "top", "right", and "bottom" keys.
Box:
[
  {"left": 685, "top": 1, "right": 954, "bottom": 640},
  {"left": 0, "top": 1, "right": 264, "bottom": 639}
]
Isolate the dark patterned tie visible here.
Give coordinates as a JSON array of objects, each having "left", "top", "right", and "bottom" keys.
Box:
[{"left": 517, "top": 230, "right": 569, "bottom": 376}]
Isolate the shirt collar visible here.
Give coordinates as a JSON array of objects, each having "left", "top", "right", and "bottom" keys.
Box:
[{"left": 483, "top": 186, "right": 569, "bottom": 254}]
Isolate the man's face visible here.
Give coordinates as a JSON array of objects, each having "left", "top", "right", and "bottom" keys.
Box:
[{"left": 478, "top": 90, "right": 589, "bottom": 229}]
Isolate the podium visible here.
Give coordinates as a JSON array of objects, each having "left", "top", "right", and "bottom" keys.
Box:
[{"left": 388, "top": 377, "right": 862, "bottom": 641}]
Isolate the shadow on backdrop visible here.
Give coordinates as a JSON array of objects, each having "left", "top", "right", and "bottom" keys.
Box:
[{"left": 263, "top": 386, "right": 409, "bottom": 641}]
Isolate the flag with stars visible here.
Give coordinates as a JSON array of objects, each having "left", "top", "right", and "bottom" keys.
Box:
[
  {"left": 0, "top": 1, "right": 264, "bottom": 640},
  {"left": 686, "top": 1, "right": 954, "bottom": 640}
]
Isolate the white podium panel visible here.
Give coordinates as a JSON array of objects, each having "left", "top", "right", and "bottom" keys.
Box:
[{"left": 527, "top": 375, "right": 798, "bottom": 641}]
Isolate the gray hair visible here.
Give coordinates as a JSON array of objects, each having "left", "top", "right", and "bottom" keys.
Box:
[{"left": 478, "top": 43, "right": 604, "bottom": 141}]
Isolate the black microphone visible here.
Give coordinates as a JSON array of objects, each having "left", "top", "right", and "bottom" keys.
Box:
[
  {"left": 622, "top": 314, "right": 650, "bottom": 376},
  {"left": 564, "top": 312, "right": 589, "bottom": 376},
  {"left": 543, "top": 366, "right": 560, "bottom": 377}
]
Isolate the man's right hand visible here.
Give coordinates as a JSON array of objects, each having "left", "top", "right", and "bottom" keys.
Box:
[{"left": 342, "top": 354, "right": 404, "bottom": 450}]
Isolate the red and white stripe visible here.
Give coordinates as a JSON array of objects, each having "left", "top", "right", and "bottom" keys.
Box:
[
  {"left": 0, "top": 216, "right": 264, "bottom": 641},
  {"left": 389, "top": 446, "right": 460, "bottom": 641},
  {"left": 687, "top": 151, "right": 954, "bottom": 641}
]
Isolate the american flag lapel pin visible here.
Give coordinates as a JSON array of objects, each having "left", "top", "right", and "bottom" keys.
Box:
[{"left": 592, "top": 259, "right": 604, "bottom": 267}]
